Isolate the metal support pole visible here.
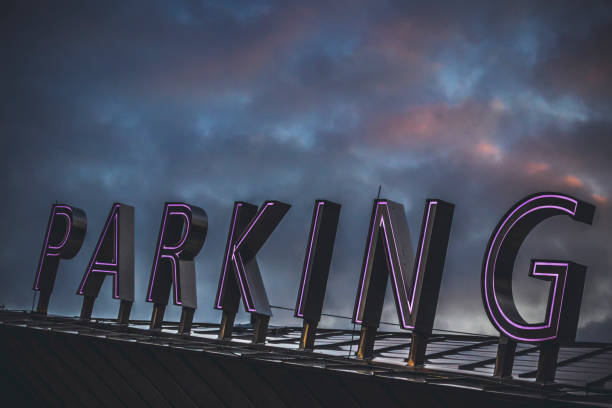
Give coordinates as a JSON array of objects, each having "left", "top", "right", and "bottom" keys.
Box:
[
  {"left": 494, "top": 335, "right": 517, "bottom": 378},
  {"left": 79, "top": 296, "right": 95, "bottom": 320},
  {"left": 218, "top": 311, "right": 236, "bottom": 340},
  {"left": 536, "top": 341, "right": 560, "bottom": 383},
  {"left": 299, "top": 319, "right": 318, "bottom": 350},
  {"left": 149, "top": 303, "right": 166, "bottom": 331},
  {"left": 407, "top": 331, "right": 429, "bottom": 367},
  {"left": 252, "top": 314, "right": 270, "bottom": 344},
  {"left": 356, "top": 325, "right": 377, "bottom": 359},
  {"left": 117, "top": 300, "right": 132, "bottom": 325},
  {"left": 35, "top": 292, "right": 51, "bottom": 315},
  {"left": 178, "top": 307, "right": 195, "bottom": 335}
]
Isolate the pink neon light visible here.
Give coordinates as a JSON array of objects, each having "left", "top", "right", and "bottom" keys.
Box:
[
  {"left": 89, "top": 269, "right": 119, "bottom": 299},
  {"left": 493, "top": 212, "right": 567, "bottom": 330},
  {"left": 231, "top": 253, "right": 256, "bottom": 312},
  {"left": 385, "top": 201, "right": 436, "bottom": 327},
  {"left": 161, "top": 254, "right": 182, "bottom": 305},
  {"left": 354, "top": 203, "right": 382, "bottom": 321},
  {"left": 34, "top": 205, "right": 73, "bottom": 290},
  {"left": 163, "top": 211, "right": 190, "bottom": 250},
  {"left": 238, "top": 252, "right": 256, "bottom": 311},
  {"left": 78, "top": 204, "right": 120, "bottom": 297},
  {"left": 381, "top": 217, "right": 407, "bottom": 327},
  {"left": 147, "top": 203, "right": 192, "bottom": 303},
  {"left": 48, "top": 212, "right": 71, "bottom": 250},
  {"left": 296, "top": 201, "right": 324, "bottom": 317},
  {"left": 228, "top": 201, "right": 275, "bottom": 313},
  {"left": 34, "top": 208, "right": 57, "bottom": 290},
  {"left": 483, "top": 194, "right": 577, "bottom": 342},
  {"left": 234, "top": 202, "right": 274, "bottom": 250},
  {"left": 216, "top": 203, "right": 243, "bottom": 308},
  {"left": 525, "top": 262, "right": 568, "bottom": 330},
  {"left": 354, "top": 200, "right": 437, "bottom": 328}
]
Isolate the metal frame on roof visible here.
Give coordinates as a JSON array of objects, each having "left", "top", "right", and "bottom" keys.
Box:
[{"left": 1, "top": 310, "right": 611, "bottom": 407}]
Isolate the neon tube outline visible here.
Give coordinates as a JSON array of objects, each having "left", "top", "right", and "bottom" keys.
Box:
[
  {"left": 234, "top": 202, "right": 274, "bottom": 249},
  {"left": 163, "top": 211, "right": 190, "bottom": 250},
  {"left": 89, "top": 269, "right": 119, "bottom": 299},
  {"left": 215, "top": 203, "right": 243, "bottom": 309},
  {"left": 147, "top": 203, "right": 192, "bottom": 304},
  {"left": 530, "top": 261, "right": 568, "bottom": 333},
  {"left": 161, "top": 254, "right": 181, "bottom": 305},
  {"left": 232, "top": 252, "right": 256, "bottom": 312},
  {"left": 296, "top": 201, "right": 324, "bottom": 317},
  {"left": 48, "top": 212, "right": 71, "bottom": 250},
  {"left": 354, "top": 200, "right": 438, "bottom": 329},
  {"left": 78, "top": 204, "right": 120, "bottom": 298},
  {"left": 495, "top": 209, "right": 571, "bottom": 329},
  {"left": 34, "top": 205, "right": 73, "bottom": 291},
  {"left": 483, "top": 194, "right": 578, "bottom": 342},
  {"left": 230, "top": 202, "right": 275, "bottom": 312}
]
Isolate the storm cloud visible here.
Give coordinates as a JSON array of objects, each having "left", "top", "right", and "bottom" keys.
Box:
[{"left": 1, "top": 0, "right": 611, "bottom": 341}]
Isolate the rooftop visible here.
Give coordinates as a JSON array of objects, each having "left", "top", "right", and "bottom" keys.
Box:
[{"left": 2, "top": 310, "right": 611, "bottom": 407}]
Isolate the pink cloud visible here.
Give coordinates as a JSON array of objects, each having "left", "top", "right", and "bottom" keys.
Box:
[
  {"left": 563, "top": 174, "right": 584, "bottom": 188},
  {"left": 365, "top": 101, "right": 506, "bottom": 152},
  {"left": 525, "top": 162, "right": 550, "bottom": 174},
  {"left": 474, "top": 141, "right": 502, "bottom": 162},
  {"left": 592, "top": 193, "right": 608, "bottom": 205}
]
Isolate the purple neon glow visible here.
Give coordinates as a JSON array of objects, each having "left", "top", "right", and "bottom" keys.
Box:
[
  {"left": 354, "top": 203, "right": 382, "bottom": 320},
  {"left": 238, "top": 252, "right": 256, "bottom": 310},
  {"left": 386, "top": 200, "right": 436, "bottom": 328},
  {"left": 215, "top": 203, "right": 242, "bottom": 309},
  {"left": 163, "top": 211, "right": 190, "bottom": 250},
  {"left": 148, "top": 205, "right": 170, "bottom": 302},
  {"left": 234, "top": 202, "right": 274, "bottom": 250},
  {"left": 147, "top": 203, "right": 192, "bottom": 303},
  {"left": 381, "top": 217, "right": 408, "bottom": 327},
  {"left": 48, "top": 211, "right": 71, "bottom": 250},
  {"left": 483, "top": 194, "right": 577, "bottom": 342},
  {"left": 90, "top": 269, "right": 119, "bottom": 299},
  {"left": 78, "top": 204, "right": 119, "bottom": 297},
  {"left": 161, "top": 254, "right": 182, "bottom": 305},
  {"left": 34, "top": 205, "right": 72, "bottom": 290},
  {"left": 228, "top": 202, "right": 275, "bottom": 313},
  {"left": 231, "top": 252, "right": 256, "bottom": 311},
  {"left": 34, "top": 208, "right": 58, "bottom": 290},
  {"left": 527, "top": 262, "right": 568, "bottom": 330},
  {"left": 492, "top": 213, "right": 568, "bottom": 330},
  {"left": 355, "top": 200, "right": 437, "bottom": 329},
  {"left": 296, "top": 201, "right": 324, "bottom": 318}
]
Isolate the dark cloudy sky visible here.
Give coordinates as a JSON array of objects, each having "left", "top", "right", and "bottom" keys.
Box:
[{"left": 2, "top": 0, "right": 611, "bottom": 341}]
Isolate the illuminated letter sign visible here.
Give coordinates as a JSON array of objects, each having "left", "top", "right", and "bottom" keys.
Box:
[
  {"left": 215, "top": 200, "right": 290, "bottom": 342},
  {"left": 353, "top": 198, "right": 454, "bottom": 362},
  {"left": 33, "top": 204, "right": 87, "bottom": 314},
  {"left": 481, "top": 193, "right": 595, "bottom": 343},
  {"left": 77, "top": 203, "right": 134, "bottom": 323},
  {"left": 146, "top": 202, "right": 208, "bottom": 333},
  {"left": 295, "top": 200, "right": 341, "bottom": 349},
  {"left": 215, "top": 202, "right": 258, "bottom": 314}
]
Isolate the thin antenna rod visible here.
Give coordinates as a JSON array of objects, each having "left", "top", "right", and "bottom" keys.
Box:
[{"left": 377, "top": 185, "right": 382, "bottom": 199}]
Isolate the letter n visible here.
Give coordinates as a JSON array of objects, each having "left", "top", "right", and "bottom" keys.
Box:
[{"left": 353, "top": 198, "right": 454, "bottom": 364}]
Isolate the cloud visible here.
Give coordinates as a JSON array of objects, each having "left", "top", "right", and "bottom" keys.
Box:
[
  {"left": 1, "top": 0, "right": 611, "bottom": 341},
  {"left": 564, "top": 175, "right": 585, "bottom": 188}
]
